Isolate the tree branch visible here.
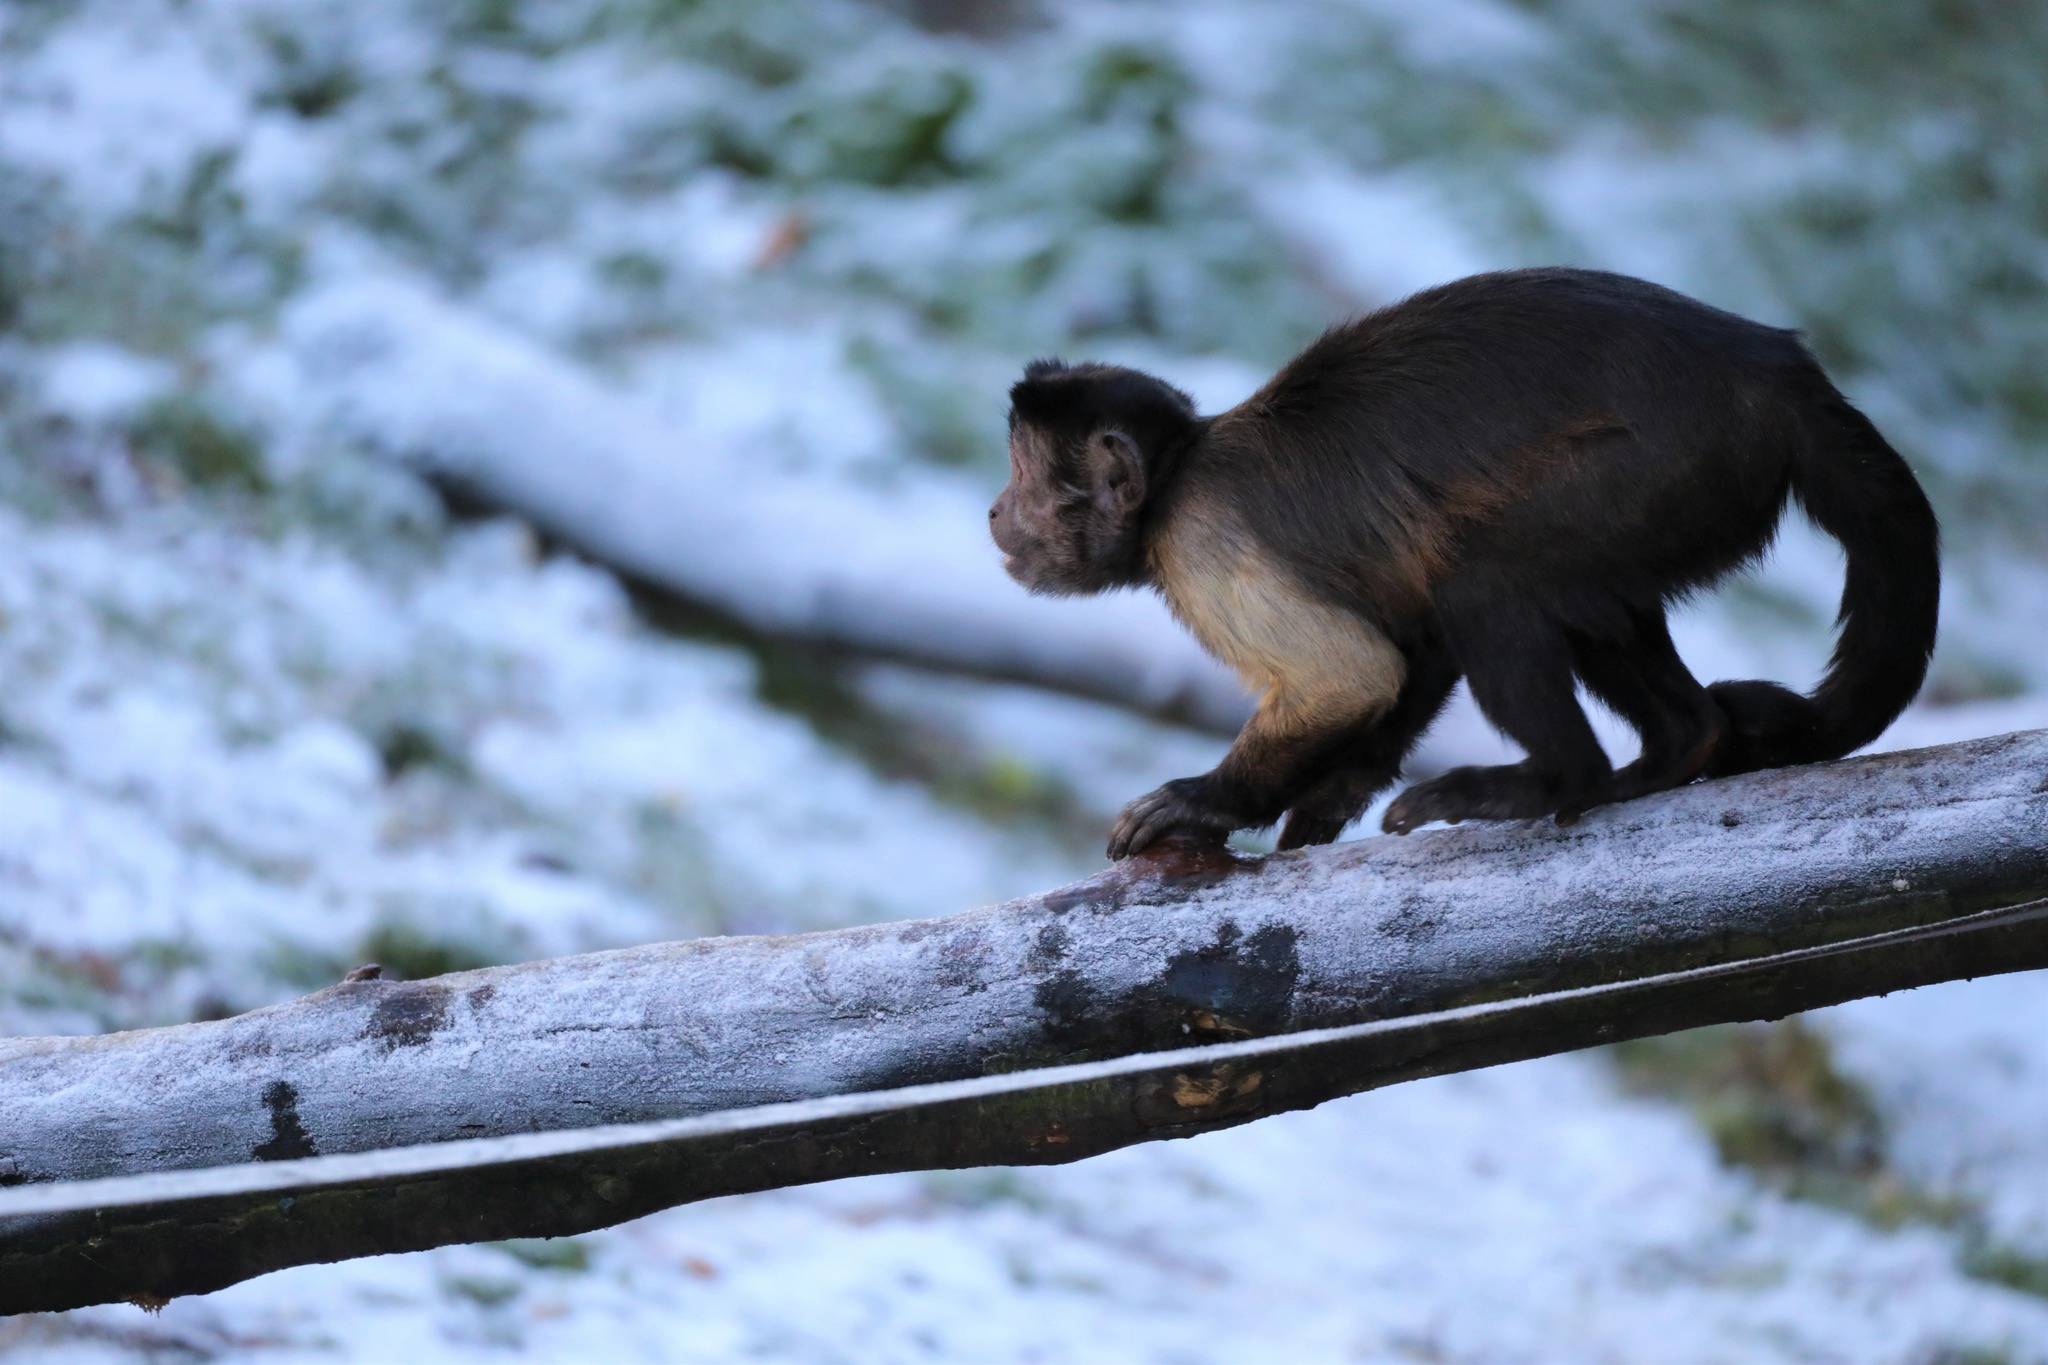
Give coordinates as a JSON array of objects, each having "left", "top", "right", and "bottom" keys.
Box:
[{"left": 5, "top": 730, "right": 2046, "bottom": 1314}]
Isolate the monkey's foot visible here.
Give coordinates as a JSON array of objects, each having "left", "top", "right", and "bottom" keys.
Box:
[
  {"left": 1605, "top": 720, "right": 1726, "bottom": 805},
  {"left": 1548, "top": 728, "right": 1723, "bottom": 825},
  {"left": 1382, "top": 763, "right": 1563, "bottom": 834},
  {"left": 1108, "top": 778, "right": 1237, "bottom": 860}
]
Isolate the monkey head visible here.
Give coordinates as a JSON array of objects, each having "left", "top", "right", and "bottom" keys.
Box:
[{"left": 989, "top": 359, "right": 1199, "bottom": 596}]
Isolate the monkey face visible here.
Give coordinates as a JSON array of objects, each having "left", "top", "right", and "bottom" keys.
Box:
[
  {"left": 992, "top": 360, "right": 1198, "bottom": 596},
  {"left": 989, "top": 421, "right": 1146, "bottom": 596}
]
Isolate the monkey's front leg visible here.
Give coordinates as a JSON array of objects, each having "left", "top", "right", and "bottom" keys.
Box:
[{"left": 1108, "top": 693, "right": 1353, "bottom": 860}]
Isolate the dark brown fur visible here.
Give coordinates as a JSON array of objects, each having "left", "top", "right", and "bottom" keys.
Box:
[{"left": 990, "top": 267, "right": 1941, "bottom": 859}]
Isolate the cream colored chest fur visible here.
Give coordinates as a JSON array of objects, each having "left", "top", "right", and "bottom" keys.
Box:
[{"left": 1152, "top": 502, "right": 1406, "bottom": 729}]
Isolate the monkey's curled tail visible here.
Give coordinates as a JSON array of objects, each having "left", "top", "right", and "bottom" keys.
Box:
[{"left": 1706, "top": 394, "right": 1940, "bottom": 778}]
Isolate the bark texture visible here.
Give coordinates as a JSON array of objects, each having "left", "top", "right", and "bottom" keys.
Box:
[{"left": 4, "top": 729, "right": 2046, "bottom": 1313}]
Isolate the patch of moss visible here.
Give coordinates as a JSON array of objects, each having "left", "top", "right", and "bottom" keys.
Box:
[
  {"left": 844, "top": 333, "right": 994, "bottom": 465},
  {"left": 256, "top": 25, "right": 361, "bottom": 119},
  {"left": 490, "top": 1237, "right": 592, "bottom": 1272},
  {"left": 1611, "top": 1020, "right": 1966, "bottom": 1229},
  {"left": 371, "top": 718, "right": 473, "bottom": 782},
  {"left": 130, "top": 938, "right": 206, "bottom": 974},
  {"left": 441, "top": 1272, "right": 522, "bottom": 1307},
  {"left": 136, "top": 148, "right": 243, "bottom": 250},
  {"left": 359, "top": 920, "right": 508, "bottom": 981},
  {"left": 263, "top": 454, "right": 452, "bottom": 551},
  {"left": 786, "top": 65, "right": 977, "bottom": 188},
  {"left": 921, "top": 1168, "right": 1057, "bottom": 1214},
  {"left": 1080, "top": 44, "right": 1188, "bottom": 129},
  {"left": 1920, "top": 1350, "right": 2018, "bottom": 1365},
  {"left": 1072, "top": 45, "right": 1189, "bottom": 222},
  {"left": 597, "top": 249, "right": 668, "bottom": 294},
  {"left": 639, "top": 0, "right": 819, "bottom": 88},
  {"left": 129, "top": 394, "right": 268, "bottom": 494},
  {"left": 263, "top": 939, "right": 355, "bottom": 993},
  {"left": 4, "top": 949, "right": 125, "bottom": 1024},
  {"left": 1961, "top": 1240, "right": 2048, "bottom": 1301}
]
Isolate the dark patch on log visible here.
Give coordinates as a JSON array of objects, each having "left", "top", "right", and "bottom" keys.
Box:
[
  {"left": 465, "top": 983, "right": 496, "bottom": 1014},
  {"left": 1376, "top": 893, "right": 1442, "bottom": 945},
  {"left": 932, "top": 925, "right": 994, "bottom": 996},
  {"left": 224, "top": 1031, "right": 278, "bottom": 1063},
  {"left": 1160, "top": 923, "right": 1301, "bottom": 1030},
  {"left": 1033, "top": 921, "right": 1302, "bottom": 1060},
  {"left": 1030, "top": 971, "right": 1101, "bottom": 1050},
  {"left": 1029, "top": 921, "right": 1071, "bottom": 971},
  {"left": 251, "top": 1082, "right": 316, "bottom": 1162},
  {"left": 364, "top": 983, "right": 452, "bottom": 1050}
]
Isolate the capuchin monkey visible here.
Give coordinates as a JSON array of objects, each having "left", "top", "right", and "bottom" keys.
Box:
[{"left": 988, "top": 267, "right": 1940, "bottom": 860}]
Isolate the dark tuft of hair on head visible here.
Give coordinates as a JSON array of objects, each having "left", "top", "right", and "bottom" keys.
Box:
[{"left": 1008, "top": 363, "right": 1198, "bottom": 441}]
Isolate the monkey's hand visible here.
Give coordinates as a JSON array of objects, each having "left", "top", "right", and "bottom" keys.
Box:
[{"left": 1108, "top": 777, "right": 1237, "bottom": 860}]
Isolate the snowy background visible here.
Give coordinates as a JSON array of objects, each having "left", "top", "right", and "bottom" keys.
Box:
[{"left": 3, "top": 0, "right": 2047, "bottom": 1360}]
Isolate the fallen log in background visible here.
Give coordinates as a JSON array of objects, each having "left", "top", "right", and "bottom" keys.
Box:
[
  {"left": 5, "top": 729, "right": 2047, "bottom": 1313},
  {"left": 277, "top": 280, "right": 1253, "bottom": 732}
]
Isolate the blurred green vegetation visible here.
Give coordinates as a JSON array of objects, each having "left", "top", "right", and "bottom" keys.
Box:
[
  {"left": 129, "top": 394, "right": 268, "bottom": 494},
  {"left": 1614, "top": 1018, "right": 2048, "bottom": 1302},
  {"left": 1611, "top": 1020, "right": 1949, "bottom": 1227},
  {"left": 6, "top": 0, "right": 2040, "bottom": 490}
]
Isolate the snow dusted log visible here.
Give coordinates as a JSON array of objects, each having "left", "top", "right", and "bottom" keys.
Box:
[
  {"left": 267, "top": 278, "right": 1251, "bottom": 731},
  {"left": 5, "top": 730, "right": 2048, "bottom": 1314}
]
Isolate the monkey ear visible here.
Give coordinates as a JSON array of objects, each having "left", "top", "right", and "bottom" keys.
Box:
[{"left": 1087, "top": 429, "right": 1146, "bottom": 518}]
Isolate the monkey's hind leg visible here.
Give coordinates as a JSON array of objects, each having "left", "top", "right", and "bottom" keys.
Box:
[
  {"left": 1383, "top": 603, "right": 1610, "bottom": 834},
  {"left": 1276, "top": 651, "right": 1459, "bottom": 850},
  {"left": 1572, "top": 609, "right": 1726, "bottom": 805}
]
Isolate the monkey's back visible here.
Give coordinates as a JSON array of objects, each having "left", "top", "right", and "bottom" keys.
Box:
[{"left": 1205, "top": 267, "right": 1830, "bottom": 633}]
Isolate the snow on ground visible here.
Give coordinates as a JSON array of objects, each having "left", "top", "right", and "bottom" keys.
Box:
[{"left": 4, "top": 0, "right": 2048, "bottom": 1360}]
